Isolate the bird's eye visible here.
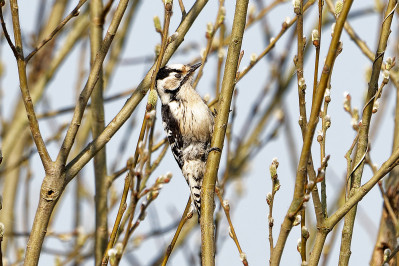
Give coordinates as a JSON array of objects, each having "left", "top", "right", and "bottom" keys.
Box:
[{"left": 175, "top": 73, "right": 182, "bottom": 78}]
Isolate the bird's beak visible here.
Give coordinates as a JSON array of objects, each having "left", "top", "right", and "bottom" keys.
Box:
[{"left": 189, "top": 62, "right": 202, "bottom": 73}]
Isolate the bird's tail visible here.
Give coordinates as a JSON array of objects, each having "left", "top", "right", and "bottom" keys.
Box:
[{"left": 182, "top": 160, "right": 204, "bottom": 220}]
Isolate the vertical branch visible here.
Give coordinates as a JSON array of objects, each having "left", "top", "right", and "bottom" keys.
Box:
[
  {"left": 339, "top": 1, "right": 397, "bottom": 264},
  {"left": 312, "top": 0, "right": 323, "bottom": 100},
  {"left": 56, "top": 0, "right": 130, "bottom": 165},
  {"left": 8, "top": 0, "right": 52, "bottom": 170},
  {"left": 293, "top": 0, "right": 308, "bottom": 261},
  {"left": 89, "top": 0, "right": 108, "bottom": 264},
  {"left": 270, "top": 0, "right": 354, "bottom": 264},
  {"left": 201, "top": 0, "right": 249, "bottom": 265}
]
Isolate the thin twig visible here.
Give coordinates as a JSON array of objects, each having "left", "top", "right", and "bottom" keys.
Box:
[
  {"left": 25, "top": 0, "right": 88, "bottom": 62},
  {"left": 161, "top": 198, "right": 192, "bottom": 266},
  {"left": 215, "top": 188, "right": 248, "bottom": 265},
  {"left": 0, "top": 5, "right": 18, "bottom": 58},
  {"left": 177, "top": 0, "right": 186, "bottom": 18}
]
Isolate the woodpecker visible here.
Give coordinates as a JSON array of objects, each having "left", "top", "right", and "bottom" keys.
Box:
[{"left": 155, "top": 63, "right": 214, "bottom": 219}]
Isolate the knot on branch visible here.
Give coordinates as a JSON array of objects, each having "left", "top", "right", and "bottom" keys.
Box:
[
  {"left": 317, "top": 225, "right": 332, "bottom": 234},
  {"left": 41, "top": 185, "right": 60, "bottom": 201}
]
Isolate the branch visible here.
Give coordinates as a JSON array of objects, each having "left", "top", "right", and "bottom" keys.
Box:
[
  {"left": 201, "top": 0, "right": 249, "bottom": 265},
  {"left": 9, "top": 0, "right": 52, "bottom": 170},
  {"left": 25, "top": 0, "right": 88, "bottom": 62},
  {"left": 270, "top": 0, "right": 354, "bottom": 264},
  {"left": 339, "top": 0, "right": 397, "bottom": 263},
  {"left": 89, "top": 0, "right": 108, "bottom": 263},
  {"left": 56, "top": 0, "right": 130, "bottom": 165}
]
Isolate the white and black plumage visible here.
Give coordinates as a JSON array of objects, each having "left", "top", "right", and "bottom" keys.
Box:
[{"left": 155, "top": 63, "right": 214, "bottom": 219}]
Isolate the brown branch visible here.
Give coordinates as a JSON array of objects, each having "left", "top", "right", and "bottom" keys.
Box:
[
  {"left": 161, "top": 197, "right": 192, "bottom": 266},
  {"left": 201, "top": 0, "right": 249, "bottom": 265},
  {"left": 215, "top": 188, "right": 248, "bottom": 265},
  {"left": 56, "top": 0, "right": 130, "bottom": 165},
  {"left": 89, "top": 0, "right": 108, "bottom": 263},
  {"left": 339, "top": 0, "right": 397, "bottom": 263},
  {"left": 9, "top": 0, "right": 52, "bottom": 170},
  {"left": 270, "top": 0, "right": 354, "bottom": 264}
]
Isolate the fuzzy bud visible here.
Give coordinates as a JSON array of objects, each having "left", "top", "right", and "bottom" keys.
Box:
[
  {"left": 293, "top": 0, "right": 300, "bottom": 13},
  {"left": 372, "top": 99, "right": 379, "bottom": 113},
  {"left": 147, "top": 89, "right": 158, "bottom": 109},
  {"left": 324, "top": 115, "right": 331, "bottom": 128},
  {"left": 115, "top": 242, "right": 124, "bottom": 255},
  {"left": 266, "top": 192, "right": 272, "bottom": 205},
  {"left": 335, "top": 0, "right": 343, "bottom": 18},
  {"left": 317, "top": 130, "right": 323, "bottom": 142},
  {"left": 218, "top": 7, "right": 226, "bottom": 24},
  {"left": 384, "top": 248, "right": 391, "bottom": 261},
  {"left": 297, "top": 238, "right": 302, "bottom": 253},
  {"left": 304, "top": 194, "right": 310, "bottom": 202},
  {"left": 223, "top": 200, "right": 230, "bottom": 211},
  {"left": 240, "top": 252, "right": 247, "bottom": 263},
  {"left": 165, "top": 172, "right": 173, "bottom": 182},
  {"left": 108, "top": 248, "right": 117, "bottom": 261},
  {"left": 153, "top": 16, "right": 162, "bottom": 33},
  {"left": 298, "top": 77, "right": 306, "bottom": 91},
  {"left": 269, "top": 163, "right": 277, "bottom": 179},
  {"left": 383, "top": 70, "right": 390, "bottom": 84},
  {"left": 307, "top": 181, "right": 314, "bottom": 191},
  {"left": 206, "top": 22, "right": 214, "bottom": 38},
  {"left": 284, "top": 17, "right": 291, "bottom": 26},
  {"left": 316, "top": 170, "right": 325, "bottom": 183},
  {"left": 386, "top": 57, "right": 395, "bottom": 70},
  {"left": 324, "top": 88, "right": 331, "bottom": 102},
  {"left": 73, "top": 9, "right": 80, "bottom": 17},
  {"left": 147, "top": 190, "right": 159, "bottom": 201},
  {"left": 250, "top": 53, "right": 257, "bottom": 64},
  {"left": 301, "top": 226, "right": 309, "bottom": 239},
  {"left": 312, "top": 29, "right": 320, "bottom": 47},
  {"left": 293, "top": 214, "right": 301, "bottom": 226},
  {"left": 298, "top": 115, "right": 304, "bottom": 127},
  {"left": 164, "top": 0, "right": 172, "bottom": 9},
  {"left": 268, "top": 216, "right": 274, "bottom": 227},
  {"left": 343, "top": 91, "right": 351, "bottom": 112}
]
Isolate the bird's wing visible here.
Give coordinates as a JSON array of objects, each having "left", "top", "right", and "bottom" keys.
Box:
[{"left": 161, "top": 104, "right": 184, "bottom": 169}]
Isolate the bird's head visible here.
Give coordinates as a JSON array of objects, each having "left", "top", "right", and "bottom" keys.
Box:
[{"left": 155, "top": 63, "right": 201, "bottom": 103}]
